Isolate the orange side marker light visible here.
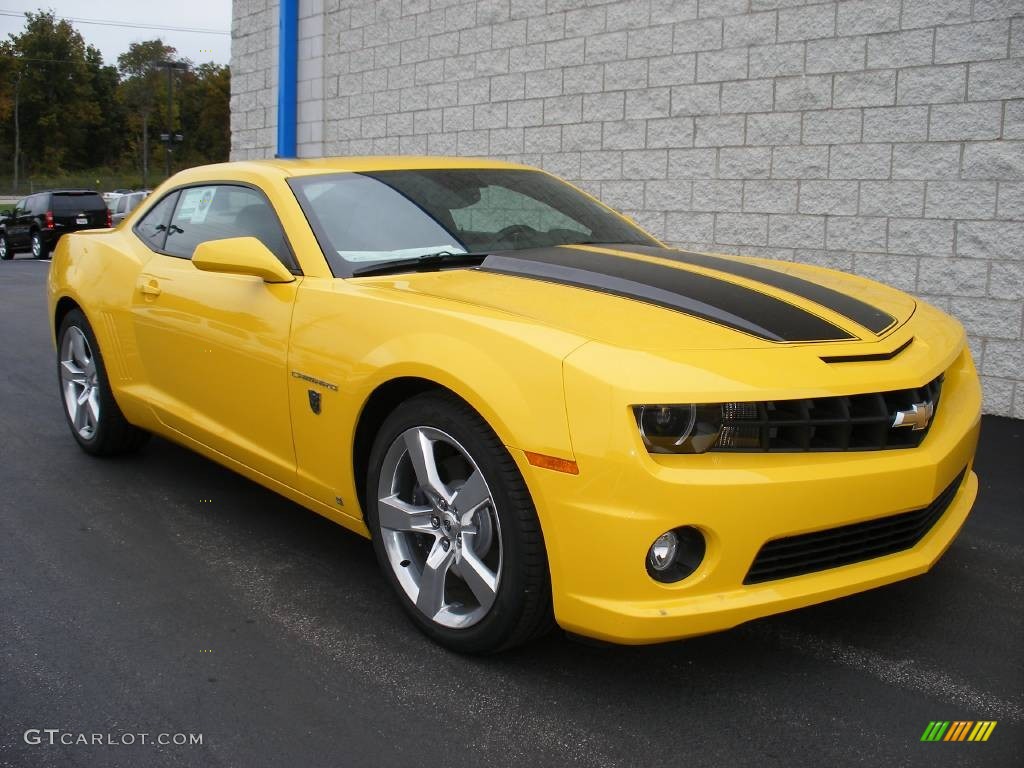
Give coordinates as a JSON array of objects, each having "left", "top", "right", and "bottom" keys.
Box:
[{"left": 524, "top": 451, "right": 580, "bottom": 475}]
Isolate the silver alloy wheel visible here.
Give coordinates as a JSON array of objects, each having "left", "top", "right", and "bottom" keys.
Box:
[
  {"left": 0, "top": 237, "right": 7, "bottom": 259},
  {"left": 60, "top": 326, "right": 100, "bottom": 440},
  {"left": 31, "top": 234, "right": 41, "bottom": 258},
  {"left": 376, "top": 426, "right": 502, "bottom": 629}
]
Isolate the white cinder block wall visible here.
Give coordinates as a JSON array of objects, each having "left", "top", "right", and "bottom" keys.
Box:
[{"left": 231, "top": 0, "right": 1024, "bottom": 418}]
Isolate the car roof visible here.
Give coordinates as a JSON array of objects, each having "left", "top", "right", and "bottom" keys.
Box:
[
  {"left": 169, "top": 156, "right": 534, "bottom": 185},
  {"left": 259, "top": 156, "right": 531, "bottom": 175}
]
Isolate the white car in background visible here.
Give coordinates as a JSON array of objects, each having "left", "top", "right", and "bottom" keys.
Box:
[
  {"left": 110, "top": 191, "right": 149, "bottom": 225},
  {"left": 102, "top": 189, "right": 133, "bottom": 207}
]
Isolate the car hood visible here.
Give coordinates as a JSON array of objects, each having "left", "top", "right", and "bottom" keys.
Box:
[{"left": 357, "top": 243, "right": 917, "bottom": 352}]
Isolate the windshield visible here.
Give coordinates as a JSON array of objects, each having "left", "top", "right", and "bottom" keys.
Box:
[{"left": 288, "top": 169, "right": 657, "bottom": 276}]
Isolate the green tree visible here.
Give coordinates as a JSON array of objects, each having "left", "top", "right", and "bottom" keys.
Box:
[
  {"left": 0, "top": 39, "right": 25, "bottom": 188},
  {"left": 1, "top": 14, "right": 230, "bottom": 191},
  {"left": 179, "top": 63, "right": 230, "bottom": 165},
  {"left": 84, "top": 45, "right": 122, "bottom": 169},
  {"left": 5, "top": 11, "right": 101, "bottom": 174},
  {"left": 117, "top": 39, "right": 178, "bottom": 186}
]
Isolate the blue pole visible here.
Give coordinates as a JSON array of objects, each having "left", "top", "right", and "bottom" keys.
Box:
[{"left": 276, "top": 0, "right": 298, "bottom": 158}]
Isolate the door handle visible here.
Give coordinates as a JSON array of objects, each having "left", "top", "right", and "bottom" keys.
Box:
[{"left": 139, "top": 278, "right": 162, "bottom": 297}]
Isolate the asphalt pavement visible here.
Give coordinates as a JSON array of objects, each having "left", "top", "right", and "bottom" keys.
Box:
[{"left": 1, "top": 256, "right": 1021, "bottom": 767}]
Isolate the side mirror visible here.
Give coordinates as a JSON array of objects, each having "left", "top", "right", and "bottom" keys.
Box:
[{"left": 192, "top": 237, "right": 295, "bottom": 284}]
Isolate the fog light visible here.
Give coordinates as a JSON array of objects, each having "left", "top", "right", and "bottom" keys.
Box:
[
  {"left": 646, "top": 526, "right": 706, "bottom": 583},
  {"left": 648, "top": 531, "right": 679, "bottom": 572}
]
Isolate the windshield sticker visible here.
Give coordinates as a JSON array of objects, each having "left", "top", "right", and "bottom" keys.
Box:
[{"left": 178, "top": 187, "right": 216, "bottom": 223}]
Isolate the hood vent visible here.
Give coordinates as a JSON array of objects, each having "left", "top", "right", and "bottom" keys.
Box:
[{"left": 821, "top": 337, "right": 913, "bottom": 364}]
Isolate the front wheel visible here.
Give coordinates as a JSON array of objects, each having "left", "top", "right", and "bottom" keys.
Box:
[
  {"left": 366, "top": 392, "right": 552, "bottom": 653},
  {"left": 0, "top": 233, "right": 10, "bottom": 260},
  {"left": 57, "top": 309, "right": 149, "bottom": 456}
]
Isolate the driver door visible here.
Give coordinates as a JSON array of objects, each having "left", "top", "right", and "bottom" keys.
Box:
[
  {"left": 7, "top": 197, "right": 30, "bottom": 249},
  {"left": 129, "top": 184, "right": 301, "bottom": 483}
]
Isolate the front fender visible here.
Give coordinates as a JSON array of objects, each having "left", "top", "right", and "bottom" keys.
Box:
[
  {"left": 353, "top": 331, "right": 582, "bottom": 460},
  {"left": 286, "top": 277, "right": 588, "bottom": 520}
]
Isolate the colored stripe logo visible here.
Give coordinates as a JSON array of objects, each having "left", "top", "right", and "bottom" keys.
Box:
[
  {"left": 608, "top": 243, "right": 897, "bottom": 335},
  {"left": 480, "top": 247, "right": 856, "bottom": 342},
  {"left": 920, "top": 721, "right": 997, "bottom": 742}
]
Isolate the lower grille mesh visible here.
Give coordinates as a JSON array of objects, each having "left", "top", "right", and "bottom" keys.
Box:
[{"left": 744, "top": 468, "right": 967, "bottom": 585}]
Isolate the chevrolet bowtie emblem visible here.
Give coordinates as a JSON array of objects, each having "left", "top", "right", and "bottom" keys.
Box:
[{"left": 892, "top": 401, "right": 934, "bottom": 431}]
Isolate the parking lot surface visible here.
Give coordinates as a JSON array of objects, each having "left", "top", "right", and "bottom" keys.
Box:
[{"left": 1, "top": 258, "right": 1021, "bottom": 767}]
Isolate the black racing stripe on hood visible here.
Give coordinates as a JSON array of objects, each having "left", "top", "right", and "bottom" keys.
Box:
[
  {"left": 477, "top": 247, "right": 856, "bottom": 342},
  {"left": 611, "top": 244, "right": 896, "bottom": 335}
]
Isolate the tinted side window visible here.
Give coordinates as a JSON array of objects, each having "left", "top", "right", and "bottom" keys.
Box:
[
  {"left": 14, "top": 198, "right": 28, "bottom": 216},
  {"left": 134, "top": 192, "right": 179, "bottom": 251},
  {"left": 163, "top": 185, "right": 293, "bottom": 267},
  {"left": 28, "top": 195, "right": 46, "bottom": 216}
]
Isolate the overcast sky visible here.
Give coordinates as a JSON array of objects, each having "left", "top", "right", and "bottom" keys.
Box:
[{"left": 1, "top": 1, "right": 232, "bottom": 67}]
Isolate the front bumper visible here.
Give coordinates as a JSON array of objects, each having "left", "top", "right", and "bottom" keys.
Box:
[{"left": 517, "top": 346, "right": 981, "bottom": 645}]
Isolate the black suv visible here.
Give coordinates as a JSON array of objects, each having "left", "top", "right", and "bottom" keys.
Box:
[{"left": 0, "top": 190, "right": 110, "bottom": 260}]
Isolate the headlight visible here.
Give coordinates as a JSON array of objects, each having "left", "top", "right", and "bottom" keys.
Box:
[{"left": 633, "top": 404, "right": 722, "bottom": 454}]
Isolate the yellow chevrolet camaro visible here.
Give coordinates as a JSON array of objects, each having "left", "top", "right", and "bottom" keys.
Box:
[{"left": 47, "top": 157, "right": 981, "bottom": 653}]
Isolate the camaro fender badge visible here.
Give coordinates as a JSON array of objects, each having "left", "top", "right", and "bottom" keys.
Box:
[
  {"left": 291, "top": 371, "right": 337, "bottom": 416},
  {"left": 290, "top": 371, "right": 339, "bottom": 391},
  {"left": 892, "top": 401, "right": 935, "bottom": 431},
  {"left": 308, "top": 389, "right": 322, "bottom": 415}
]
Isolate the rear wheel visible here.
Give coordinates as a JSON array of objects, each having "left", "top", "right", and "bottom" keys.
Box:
[
  {"left": 0, "top": 233, "right": 10, "bottom": 260},
  {"left": 31, "top": 231, "right": 48, "bottom": 259},
  {"left": 366, "top": 392, "right": 552, "bottom": 653},
  {"left": 57, "top": 309, "right": 149, "bottom": 456}
]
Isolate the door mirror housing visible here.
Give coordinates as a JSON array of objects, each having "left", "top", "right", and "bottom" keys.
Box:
[{"left": 191, "top": 237, "right": 295, "bottom": 283}]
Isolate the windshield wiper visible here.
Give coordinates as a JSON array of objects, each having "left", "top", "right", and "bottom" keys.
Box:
[{"left": 351, "top": 250, "right": 491, "bottom": 277}]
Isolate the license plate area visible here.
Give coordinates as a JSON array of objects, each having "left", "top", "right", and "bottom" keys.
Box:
[{"left": 76, "top": 216, "right": 88, "bottom": 224}]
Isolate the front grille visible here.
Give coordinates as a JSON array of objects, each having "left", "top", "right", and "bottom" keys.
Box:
[
  {"left": 744, "top": 468, "right": 966, "bottom": 584},
  {"left": 713, "top": 375, "right": 943, "bottom": 452}
]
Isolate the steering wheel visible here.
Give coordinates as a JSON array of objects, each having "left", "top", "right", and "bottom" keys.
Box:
[{"left": 495, "top": 223, "right": 537, "bottom": 245}]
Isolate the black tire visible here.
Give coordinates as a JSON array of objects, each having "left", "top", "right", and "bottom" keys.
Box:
[
  {"left": 366, "top": 391, "right": 553, "bottom": 654},
  {"left": 31, "top": 231, "right": 48, "bottom": 259},
  {"left": 0, "top": 232, "right": 11, "bottom": 260},
  {"left": 57, "top": 308, "right": 149, "bottom": 456}
]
